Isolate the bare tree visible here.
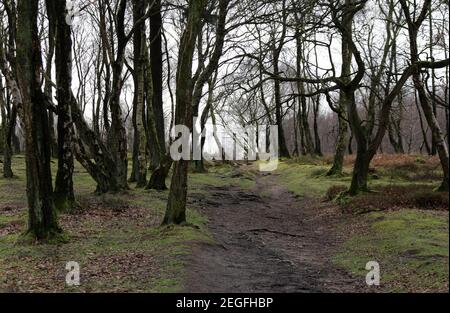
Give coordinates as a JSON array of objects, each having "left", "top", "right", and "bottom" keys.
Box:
[{"left": 15, "top": 0, "right": 60, "bottom": 240}]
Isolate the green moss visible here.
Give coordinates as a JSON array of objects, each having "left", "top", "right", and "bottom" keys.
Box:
[
  {"left": 275, "top": 162, "right": 350, "bottom": 197},
  {"left": 0, "top": 214, "right": 23, "bottom": 226},
  {"left": 333, "top": 210, "right": 449, "bottom": 292},
  {"left": 189, "top": 165, "right": 256, "bottom": 191},
  {"left": 275, "top": 161, "right": 441, "bottom": 198},
  {"left": 0, "top": 154, "right": 214, "bottom": 292}
]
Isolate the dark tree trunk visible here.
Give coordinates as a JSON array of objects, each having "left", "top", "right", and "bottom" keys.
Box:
[
  {"left": 16, "top": 0, "right": 60, "bottom": 240},
  {"left": 400, "top": 0, "right": 449, "bottom": 191},
  {"left": 150, "top": 0, "right": 166, "bottom": 156},
  {"left": 327, "top": 101, "right": 348, "bottom": 176},
  {"left": 163, "top": 0, "right": 205, "bottom": 225},
  {"left": 147, "top": 155, "right": 172, "bottom": 191},
  {"left": 348, "top": 130, "right": 353, "bottom": 155},
  {"left": 0, "top": 79, "right": 16, "bottom": 178},
  {"left": 145, "top": 44, "right": 168, "bottom": 190},
  {"left": 415, "top": 90, "right": 431, "bottom": 154},
  {"left": 106, "top": 0, "right": 129, "bottom": 191},
  {"left": 325, "top": 29, "right": 352, "bottom": 176},
  {"left": 164, "top": 160, "right": 189, "bottom": 224},
  {"left": 348, "top": 143, "right": 370, "bottom": 195},
  {"left": 292, "top": 98, "right": 299, "bottom": 157},
  {"left": 272, "top": 5, "right": 290, "bottom": 159},
  {"left": 313, "top": 95, "right": 322, "bottom": 156},
  {"left": 297, "top": 81, "right": 315, "bottom": 156},
  {"left": 129, "top": 114, "right": 139, "bottom": 183},
  {"left": 332, "top": 0, "right": 364, "bottom": 187},
  {"left": 273, "top": 57, "right": 290, "bottom": 158},
  {"left": 388, "top": 37, "right": 405, "bottom": 154},
  {"left": 144, "top": 0, "right": 165, "bottom": 172}
]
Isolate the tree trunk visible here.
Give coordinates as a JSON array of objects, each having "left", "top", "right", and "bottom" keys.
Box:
[
  {"left": 129, "top": 115, "right": 139, "bottom": 182},
  {"left": 145, "top": 43, "right": 168, "bottom": 190},
  {"left": 131, "top": 0, "right": 148, "bottom": 188},
  {"left": 52, "top": 0, "right": 76, "bottom": 211},
  {"left": 273, "top": 22, "right": 289, "bottom": 158},
  {"left": 327, "top": 107, "right": 348, "bottom": 176},
  {"left": 274, "top": 59, "right": 290, "bottom": 158},
  {"left": 150, "top": 0, "right": 166, "bottom": 156},
  {"left": 163, "top": 0, "right": 205, "bottom": 225},
  {"left": 348, "top": 144, "right": 370, "bottom": 195},
  {"left": 401, "top": 0, "right": 449, "bottom": 191},
  {"left": 313, "top": 95, "right": 322, "bottom": 156},
  {"left": 0, "top": 79, "right": 16, "bottom": 178},
  {"left": 16, "top": 0, "right": 60, "bottom": 240},
  {"left": 297, "top": 80, "right": 315, "bottom": 156},
  {"left": 44, "top": 0, "right": 58, "bottom": 159},
  {"left": 338, "top": 0, "right": 370, "bottom": 193},
  {"left": 147, "top": 155, "right": 172, "bottom": 191},
  {"left": 194, "top": 75, "right": 217, "bottom": 173},
  {"left": 106, "top": 0, "right": 129, "bottom": 191},
  {"left": 326, "top": 15, "right": 352, "bottom": 176},
  {"left": 415, "top": 80, "right": 449, "bottom": 191}
]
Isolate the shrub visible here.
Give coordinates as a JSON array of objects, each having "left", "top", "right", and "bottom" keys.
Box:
[
  {"left": 412, "top": 191, "right": 449, "bottom": 209},
  {"left": 338, "top": 185, "right": 449, "bottom": 214}
]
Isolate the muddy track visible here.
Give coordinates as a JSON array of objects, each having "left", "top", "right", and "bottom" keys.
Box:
[{"left": 185, "top": 171, "right": 363, "bottom": 293}]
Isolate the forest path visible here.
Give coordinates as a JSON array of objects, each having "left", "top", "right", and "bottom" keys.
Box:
[{"left": 184, "top": 170, "right": 362, "bottom": 292}]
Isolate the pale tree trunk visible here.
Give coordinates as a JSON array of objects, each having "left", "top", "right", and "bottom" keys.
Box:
[
  {"left": 132, "top": 0, "right": 147, "bottom": 188},
  {"left": 51, "top": 0, "right": 76, "bottom": 211},
  {"left": 195, "top": 73, "right": 218, "bottom": 173},
  {"left": 44, "top": 0, "right": 57, "bottom": 159}
]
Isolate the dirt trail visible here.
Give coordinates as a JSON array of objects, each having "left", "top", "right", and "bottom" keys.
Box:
[{"left": 184, "top": 171, "right": 363, "bottom": 293}]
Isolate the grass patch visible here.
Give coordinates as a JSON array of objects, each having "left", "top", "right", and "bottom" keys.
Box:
[
  {"left": 275, "top": 162, "right": 351, "bottom": 197},
  {"left": 275, "top": 156, "right": 444, "bottom": 199},
  {"left": 333, "top": 209, "right": 449, "bottom": 292},
  {"left": 189, "top": 162, "right": 256, "bottom": 191}
]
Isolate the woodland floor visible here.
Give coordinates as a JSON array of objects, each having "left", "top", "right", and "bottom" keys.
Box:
[
  {"left": 184, "top": 170, "right": 363, "bottom": 292},
  {"left": 0, "top": 154, "right": 448, "bottom": 292}
]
